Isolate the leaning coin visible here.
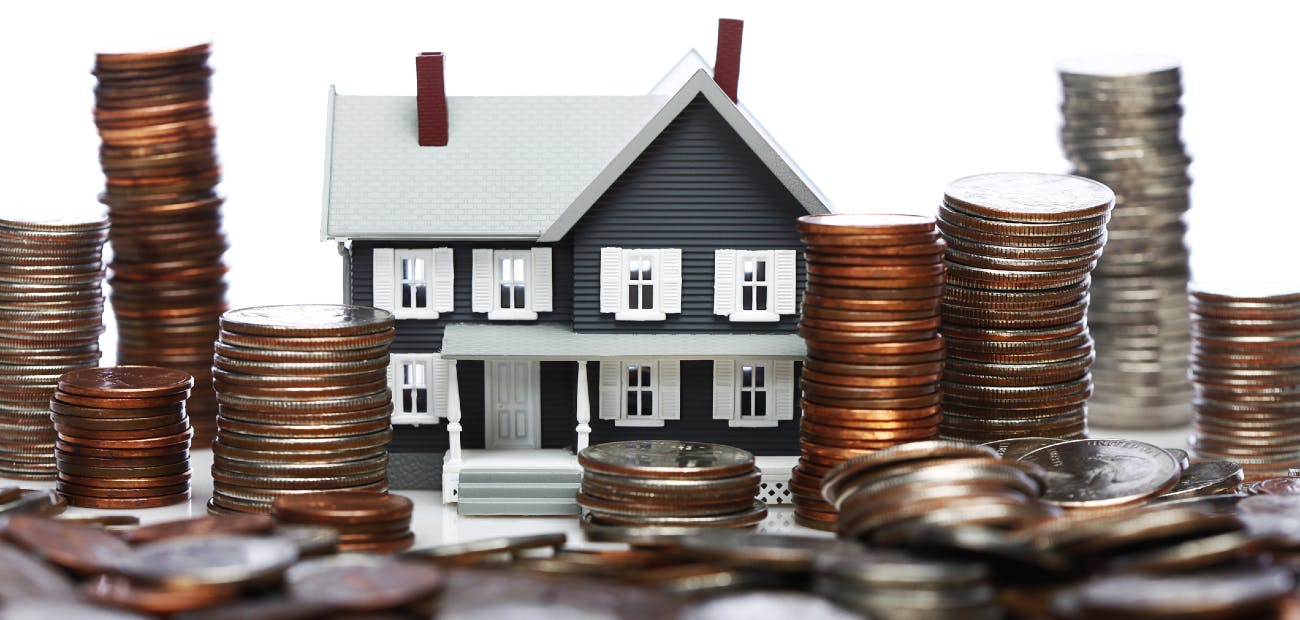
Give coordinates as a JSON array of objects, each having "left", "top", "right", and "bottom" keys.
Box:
[
  {"left": 286, "top": 555, "right": 445, "bottom": 612},
  {"left": 123, "top": 514, "right": 275, "bottom": 545},
  {"left": 402, "top": 533, "right": 567, "bottom": 564},
  {"left": 1018, "top": 439, "right": 1180, "bottom": 508},
  {"left": 2, "top": 514, "right": 127, "bottom": 575},
  {"left": 1156, "top": 461, "right": 1244, "bottom": 501},
  {"left": 116, "top": 535, "right": 298, "bottom": 588}
]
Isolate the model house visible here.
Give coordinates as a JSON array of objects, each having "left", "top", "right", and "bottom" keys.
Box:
[{"left": 321, "top": 20, "right": 829, "bottom": 514}]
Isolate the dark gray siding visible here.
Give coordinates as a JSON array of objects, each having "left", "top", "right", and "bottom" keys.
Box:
[
  {"left": 540, "top": 361, "right": 578, "bottom": 450},
  {"left": 586, "top": 361, "right": 801, "bottom": 456},
  {"left": 570, "top": 94, "right": 808, "bottom": 334}
]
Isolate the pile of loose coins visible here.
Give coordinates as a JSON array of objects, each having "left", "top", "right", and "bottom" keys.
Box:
[
  {"left": 1188, "top": 283, "right": 1300, "bottom": 479},
  {"left": 92, "top": 43, "right": 228, "bottom": 446},
  {"left": 792, "top": 213, "right": 946, "bottom": 530},
  {"left": 51, "top": 366, "right": 194, "bottom": 509},
  {"left": 209, "top": 305, "right": 395, "bottom": 514},
  {"left": 577, "top": 440, "right": 766, "bottom": 529},
  {"left": 0, "top": 212, "right": 108, "bottom": 480},
  {"left": 814, "top": 550, "right": 1003, "bottom": 620},
  {"left": 272, "top": 490, "right": 415, "bottom": 553},
  {"left": 1058, "top": 53, "right": 1194, "bottom": 430},
  {"left": 936, "top": 172, "right": 1113, "bottom": 440}
]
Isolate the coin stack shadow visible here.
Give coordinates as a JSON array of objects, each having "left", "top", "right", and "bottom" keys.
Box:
[
  {"left": 1189, "top": 284, "right": 1300, "bottom": 480},
  {"left": 0, "top": 215, "right": 108, "bottom": 480},
  {"left": 92, "top": 43, "right": 228, "bottom": 447},
  {"left": 1058, "top": 54, "right": 1193, "bottom": 429},
  {"left": 937, "top": 173, "right": 1114, "bottom": 441},
  {"left": 209, "top": 305, "right": 396, "bottom": 515},
  {"left": 272, "top": 490, "right": 415, "bottom": 554},
  {"left": 577, "top": 440, "right": 767, "bottom": 529},
  {"left": 792, "top": 214, "right": 947, "bottom": 531},
  {"left": 51, "top": 366, "right": 194, "bottom": 509}
]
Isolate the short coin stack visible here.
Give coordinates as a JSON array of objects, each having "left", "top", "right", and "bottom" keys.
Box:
[
  {"left": 1058, "top": 53, "right": 1193, "bottom": 429},
  {"left": 92, "top": 43, "right": 228, "bottom": 446},
  {"left": 1188, "top": 283, "right": 1300, "bottom": 480},
  {"left": 209, "top": 305, "right": 395, "bottom": 515},
  {"left": 0, "top": 212, "right": 109, "bottom": 479},
  {"left": 793, "top": 213, "right": 946, "bottom": 530},
  {"left": 51, "top": 366, "right": 194, "bottom": 509},
  {"left": 937, "top": 172, "right": 1114, "bottom": 440},
  {"left": 272, "top": 491, "right": 415, "bottom": 554},
  {"left": 577, "top": 440, "right": 766, "bottom": 529}
]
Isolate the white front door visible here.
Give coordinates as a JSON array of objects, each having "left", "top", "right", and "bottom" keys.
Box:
[{"left": 485, "top": 360, "right": 540, "bottom": 449}]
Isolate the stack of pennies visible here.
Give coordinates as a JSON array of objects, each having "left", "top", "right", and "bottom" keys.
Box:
[
  {"left": 936, "top": 172, "right": 1114, "bottom": 440},
  {"left": 209, "top": 305, "right": 395, "bottom": 515},
  {"left": 576, "top": 440, "right": 767, "bottom": 529},
  {"left": 272, "top": 490, "right": 415, "bottom": 553},
  {"left": 92, "top": 43, "right": 227, "bottom": 446},
  {"left": 1058, "top": 54, "right": 1193, "bottom": 429},
  {"left": 0, "top": 211, "right": 109, "bottom": 480},
  {"left": 51, "top": 366, "right": 194, "bottom": 509},
  {"left": 814, "top": 549, "right": 1004, "bottom": 620},
  {"left": 820, "top": 441, "right": 1050, "bottom": 544},
  {"left": 1188, "top": 283, "right": 1300, "bottom": 480},
  {"left": 793, "top": 213, "right": 947, "bottom": 530}
]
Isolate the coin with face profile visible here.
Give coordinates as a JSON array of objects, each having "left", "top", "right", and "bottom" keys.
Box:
[{"left": 1018, "top": 439, "right": 1180, "bottom": 507}]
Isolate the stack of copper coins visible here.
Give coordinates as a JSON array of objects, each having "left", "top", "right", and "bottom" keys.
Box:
[
  {"left": 92, "top": 43, "right": 227, "bottom": 446},
  {"left": 51, "top": 366, "right": 193, "bottom": 509},
  {"left": 0, "top": 213, "right": 108, "bottom": 479},
  {"left": 937, "top": 173, "right": 1114, "bottom": 441},
  {"left": 272, "top": 490, "right": 415, "bottom": 553},
  {"left": 577, "top": 441, "right": 767, "bottom": 529},
  {"left": 792, "top": 214, "right": 946, "bottom": 530},
  {"left": 209, "top": 305, "right": 395, "bottom": 515},
  {"left": 1189, "top": 283, "right": 1300, "bottom": 480},
  {"left": 1059, "top": 54, "right": 1193, "bottom": 430}
]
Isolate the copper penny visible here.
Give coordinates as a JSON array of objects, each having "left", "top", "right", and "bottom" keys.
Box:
[
  {"left": 803, "top": 358, "right": 945, "bottom": 378},
  {"left": 3, "top": 514, "right": 129, "bottom": 574},
  {"left": 800, "top": 401, "right": 941, "bottom": 422},
  {"left": 55, "top": 420, "right": 190, "bottom": 440},
  {"left": 797, "top": 213, "right": 936, "bottom": 235},
  {"left": 801, "top": 414, "right": 943, "bottom": 432},
  {"left": 800, "top": 378, "right": 937, "bottom": 399},
  {"left": 802, "top": 292, "right": 942, "bottom": 312},
  {"left": 805, "top": 283, "right": 946, "bottom": 301},
  {"left": 58, "top": 481, "right": 190, "bottom": 500},
  {"left": 802, "top": 391, "right": 942, "bottom": 410},
  {"left": 53, "top": 390, "right": 187, "bottom": 409},
  {"left": 56, "top": 428, "right": 192, "bottom": 450},
  {"left": 800, "top": 304, "right": 939, "bottom": 322},
  {"left": 805, "top": 250, "right": 943, "bottom": 266},
  {"left": 800, "top": 368, "right": 941, "bottom": 388},
  {"left": 798, "top": 231, "right": 941, "bottom": 247},
  {"left": 273, "top": 491, "right": 412, "bottom": 525},
  {"left": 804, "top": 337, "right": 946, "bottom": 355}
]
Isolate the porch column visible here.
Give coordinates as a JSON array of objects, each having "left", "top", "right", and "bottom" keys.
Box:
[
  {"left": 575, "top": 360, "right": 591, "bottom": 454},
  {"left": 446, "top": 359, "right": 463, "bottom": 465}
]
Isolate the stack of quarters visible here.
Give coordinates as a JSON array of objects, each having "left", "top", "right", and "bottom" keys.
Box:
[
  {"left": 937, "top": 172, "right": 1114, "bottom": 440},
  {"left": 1058, "top": 54, "right": 1193, "bottom": 429},
  {"left": 92, "top": 43, "right": 228, "bottom": 445}
]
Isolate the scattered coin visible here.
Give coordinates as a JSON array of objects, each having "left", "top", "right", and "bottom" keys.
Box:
[
  {"left": 1018, "top": 438, "right": 1180, "bottom": 507},
  {"left": 1156, "top": 460, "right": 1244, "bottom": 501},
  {"left": 272, "top": 491, "right": 414, "bottom": 554}
]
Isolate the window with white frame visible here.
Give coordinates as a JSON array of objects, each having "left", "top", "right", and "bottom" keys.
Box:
[
  {"left": 713, "top": 359, "right": 795, "bottom": 428},
  {"left": 714, "top": 249, "right": 798, "bottom": 322},
  {"left": 472, "top": 248, "right": 553, "bottom": 320},
  {"left": 390, "top": 353, "right": 447, "bottom": 425},
  {"left": 372, "top": 248, "right": 453, "bottom": 319},
  {"left": 398, "top": 251, "right": 431, "bottom": 313},
  {"left": 599, "top": 359, "right": 680, "bottom": 427},
  {"left": 497, "top": 251, "right": 529, "bottom": 312},
  {"left": 601, "top": 248, "right": 681, "bottom": 321}
]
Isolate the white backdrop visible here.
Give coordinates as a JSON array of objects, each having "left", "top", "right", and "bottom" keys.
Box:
[{"left": 1, "top": 1, "right": 1297, "bottom": 363}]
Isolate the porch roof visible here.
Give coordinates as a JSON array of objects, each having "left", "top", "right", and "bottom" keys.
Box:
[{"left": 439, "top": 323, "right": 806, "bottom": 361}]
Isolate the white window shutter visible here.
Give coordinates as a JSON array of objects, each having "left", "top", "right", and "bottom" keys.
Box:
[
  {"left": 432, "top": 248, "right": 455, "bottom": 313},
  {"left": 713, "top": 249, "right": 736, "bottom": 315},
  {"left": 431, "top": 356, "right": 449, "bottom": 419},
  {"left": 599, "top": 247, "right": 622, "bottom": 313},
  {"left": 774, "top": 361, "right": 795, "bottom": 421},
  {"left": 661, "top": 249, "right": 682, "bottom": 314},
  {"left": 387, "top": 354, "right": 401, "bottom": 411},
  {"left": 531, "top": 247, "right": 553, "bottom": 313},
  {"left": 599, "top": 361, "right": 621, "bottom": 420},
  {"left": 659, "top": 361, "right": 680, "bottom": 420},
  {"left": 713, "top": 360, "right": 735, "bottom": 420},
  {"left": 775, "top": 250, "right": 798, "bottom": 315},
  {"left": 471, "top": 249, "right": 493, "bottom": 313},
  {"left": 372, "top": 248, "right": 395, "bottom": 312}
]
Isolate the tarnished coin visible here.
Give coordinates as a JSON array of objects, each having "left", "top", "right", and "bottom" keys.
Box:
[
  {"left": 2, "top": 514, "right": 129, "bottom": 575},
  {"left": 579, "top": 441, "right": 755, "bottom": 479},
  {"left": 58, "top": 366, "right": 193, "bottom": 398},
  {"left": 219, "top": 305, "right": 395, "bottom": 337},
  {"left": 1018, "top": 439, "right": 1180, "bottom": 507},
  {"left": 286, "top": 556, "right": 444, "bottom": 612},
  {"left": 1156, "top": 460, "right": 1244, "bottom": 501}
]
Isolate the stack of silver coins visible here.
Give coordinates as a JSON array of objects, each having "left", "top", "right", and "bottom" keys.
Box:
[
  {"left": 1058, "top": 53, "right": 1192, "bottom": 429},
  {"left": 0, "top": 212, "right": 108, "bottom": 479}
]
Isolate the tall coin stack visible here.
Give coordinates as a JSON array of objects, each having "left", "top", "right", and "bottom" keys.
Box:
[
  {"left": 52, "top": 366, "right": 194, "bottom": 509},
  {"left": 1058, "top": 54, "right": 1193, "bottom": 429},
  {"left": 92, "top": 43, "right": 228, "bottom": 446},
  {"left": 793, "top": 214, "right": 946, "bottom": 531},
  {"left": 0, "top": 213, "right": 109, "bottom": 479},
  {"left": 209, "top": 305, "right": 395, "bottom": 515},
  {"left": 1189, "top": 283, "right": 1300, "bottom": 480},
  {"left": 937, "top": 173, "right": 1114, "bottom": 441}
]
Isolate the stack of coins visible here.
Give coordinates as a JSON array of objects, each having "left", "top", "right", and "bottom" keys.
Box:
[
  {"left": 209, "top": 305, "right": 394, "bottom": 514},
  {"left": 0, "top": 212, "right": 108, "bottom": 479},
  {"left": 92, "top": 43, "right": 228, "bottom": 446},
  {"left": 937, "top": 172, "right": 1113, "bottom": 440},
  {"left": 821, "top": 441, "right": 1050, "bottom": 544},
  {"left": 814, "top": 550, "right": 1003, "bottom": 620},
  {"left": 576, "top": 440, "right": 767, "bottom": 529},
  {"left": 1188, "top": 283, "right": 1300, "bottom": 479},
  {"left": 1058, "top": 54, "right": 1193, "bottom": 429},
  {"left": 272, "top": 491, "right": 415, "bottom": 553},
  {"left": 51, "top": 366, "right": 193, "bottom": 509},
  {"left": 793, "top": 214, "right": 946, "bottom": 530}
]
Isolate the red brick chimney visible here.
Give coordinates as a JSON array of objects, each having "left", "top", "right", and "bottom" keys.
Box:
[
  {"left": 416, "top": 52, "right": 448, "bottom": 146},
  {"left": 714, "top": 19, "right": 743, "bottom": 103}
]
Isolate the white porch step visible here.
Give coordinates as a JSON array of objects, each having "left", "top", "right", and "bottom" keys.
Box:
[{"left": 456, "top": 467, "right": 581, "bottom": 516}]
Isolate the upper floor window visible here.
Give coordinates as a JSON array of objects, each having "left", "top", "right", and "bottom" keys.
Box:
[
  {"left": 472, "top": 248, "right": 553, "bottom": 320},
  {"left": 714, "top": 249, "right": 798, "bottom": 322},
  {"left": 371, "top": 248, "right": 453, "bottom": 319},
  {"left": 600, "top": 247, "right": 681, "bottom": 321}
]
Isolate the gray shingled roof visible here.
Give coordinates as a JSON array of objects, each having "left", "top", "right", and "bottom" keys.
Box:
[{"left": 439, "top": 323, "right": 806, "bottom": 360}]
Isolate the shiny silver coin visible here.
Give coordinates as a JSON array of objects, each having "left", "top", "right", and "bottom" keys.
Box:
[
  {"left": 116, "top": 534, "right": 299, "bottom": 588},
  {"left": 1019, "top": 439, "right": 1180, "bottom": 507}
]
